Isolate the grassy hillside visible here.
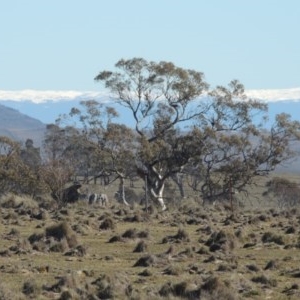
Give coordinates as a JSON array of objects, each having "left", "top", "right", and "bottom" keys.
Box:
[{"left": 1, "top": 174, "right": 300, "bottom": 299}]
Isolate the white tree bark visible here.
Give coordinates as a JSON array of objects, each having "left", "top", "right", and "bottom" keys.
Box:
[{"left": 150, "top": 183, "right": 167, "bottom": 211}]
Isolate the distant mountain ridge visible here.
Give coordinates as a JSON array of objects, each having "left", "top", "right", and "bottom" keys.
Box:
[
  {"left": 1, "top": 97, "right": 300, "bottom": 129},
  {"left": 0, "top": 103, "right": 46, "bottom": 145},
  {"left": 0, "top": 97, "right": 300, "bottom": 173}
]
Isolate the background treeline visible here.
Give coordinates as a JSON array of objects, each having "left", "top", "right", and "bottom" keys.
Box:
[{"left": 1, "top": 58, "right": 300, "bottom": 210}]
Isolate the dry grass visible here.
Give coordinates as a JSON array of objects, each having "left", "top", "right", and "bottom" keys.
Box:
[{"left": 1, "top": 175, "right": 300, "bottom": 299}]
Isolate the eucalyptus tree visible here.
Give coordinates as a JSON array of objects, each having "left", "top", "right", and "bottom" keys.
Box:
[
  {"left": 95, "top": 58, "right": 209, "bottom": 210},
  {"left": 187, "top": 81, "right": 300, "bottom": 203}
]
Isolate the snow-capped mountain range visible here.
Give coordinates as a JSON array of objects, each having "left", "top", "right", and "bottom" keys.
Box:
[{"left": 0, "top": 88, "right": 300, "bottom": 126}]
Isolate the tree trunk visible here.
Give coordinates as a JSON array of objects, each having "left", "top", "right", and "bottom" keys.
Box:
[
  {"left": 118, "top": 177, "right": 130, "bottom": 206},
  {"left": 171, "top": 173, "right": 185, "bottom": 198},
  {"left": 149, "top": 181, "right": 167, "bottom": 211}
]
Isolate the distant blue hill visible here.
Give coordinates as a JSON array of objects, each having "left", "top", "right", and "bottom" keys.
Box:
[
  {"left": 0, "top": 99, "right": 135, "bottom": 127},
  {"left": 0, "top": 98, "right": 299, "bottom": 128},
  {"left": 0, "top": 103, "right": 45, "bottom": 145},
  {"left": 0, "top": 98, "right": 300, "bottom": 174}
]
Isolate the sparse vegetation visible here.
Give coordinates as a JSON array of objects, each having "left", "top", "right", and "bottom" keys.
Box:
[
  {"left": 0, "top": 183, "right": 299, "bottom": 299},
  {"left": 2, "top": 57, "right": 300, "bottom": 299}
]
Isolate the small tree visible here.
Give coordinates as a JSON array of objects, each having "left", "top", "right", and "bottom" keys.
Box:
[
  {"left": 264, "top": 177, "right": 300, "bottom": 209},
  {"left": 103, "top": 123, "right": 137, "bottom": 205},
  {"left": 0, "top": 136, "right": 41, "bottom": 196},
  {"left": 187, "top": 82, "right": 300, "bottom": 203},
  {"left": 60, "top": 100, "right": 119, "bottom": 184},
  {"left": 20, "top": 139, "right": 41, "bottom": 169},
  {"left": 38, "top": 160, "right": 74, "bottom": 206}
]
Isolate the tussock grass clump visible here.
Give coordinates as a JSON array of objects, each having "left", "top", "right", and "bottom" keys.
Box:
[
  {"left": 261, "top": 232, "right": 285, "bottom": 245},
  {"left": 3, "top": 210, "right": 18, "bottom": 221},
  {"left": 162, "top": 228, "right": 190, "bottom": 243},
  {"left": 285, "top": 226, "right": 296, "bottom": 234},
  {"left": 11, "top": 238, "right": 32, "bottom": 254},
  {"left": 22, "top": 279, "right": 40, "bottom": 297},
  {"left": 28, "top": 222, "right": 80, "bottom": 253},
  {"left": 251, "top": 274, "right": 277, "bottom": 287},
  {"left": 46, "top": 222, "right": 71, "bottom": 240},
  {"left": 108, "top": 235, "right": 124, "bottom": 243},
  {"left": 133, "top": 240, "right": 148, "bottom": 253},
  {"left": 46, "top": 221, "right": 78, "bottom": 248},
  {"left": 264, "top": 259, "right": 279, "bottom": 270},
  {"left": 91, "top": 273, "right": 130, "bottom": 299},
  {"left": 121, "top": 228, "right": 149, "bottom": 240},
  {"left": 7, "top": 227, "right": 20, "bottom": 237},
  {"left": 217, "top": 264, "right": 233, "bottom": 272},
  {"left": 49, "top": 239, "right": 69, "bottom": 253},
  {"left": 246, "top": 264, "right": 260, "bottom": 272},
  {"left": 0, "top": 194, "right": 38, "bottom": 210},
  {"left": 159, "top": 281, "right": 188, "bottom": 298},
  {"left": 92, "top": 275, "right": 114, "bottom": 299},
  {"left": 162, "top": 265, "right": 181, "bottom": 275},
  {"left": 124, "top": 211, "right": 150, "bottom": 222},
  {"left": 197, "top": 246, "right": 209, "bottom": 255},
  {"left": 138, "top": 269, "right": 152, "bottom": 277},
  {"left": 64, "top": 244, "right": 87, "bottom": 257},
  {"left": 99, "top": 217, "right": 115, "bottom": 230},
  {"left": 205, "top": 230, "right": 236, "bottom": 252},
  {"left": 133, "top": 254, "right": 158, "bottom": 267},
  {"left": 174, "top": 228, "right": 190, "bottom": 241},
  {"left": 31, "top": 208, "right": 49, "bottom": 220},
  {"left": 200, "top": 276, "right": 238, "bottom": 300},
  {"left": 43, "top": 272, "right": 91, "bottom": 299},
  {"left": 0, "top": 282, "right": 25, "bottom": 300},
  {"left": 122, "top": 228, "right": 138, "bottom": 238},
  {"left": 28, "top": 232, "right": 45, "bottom": 244}
]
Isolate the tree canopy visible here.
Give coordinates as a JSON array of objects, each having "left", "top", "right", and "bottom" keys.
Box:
[{"left": 92, "top": 58, "right": 300, "bottom": 210}]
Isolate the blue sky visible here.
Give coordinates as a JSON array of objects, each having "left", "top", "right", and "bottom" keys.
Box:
[{"left": 1, "top": 0, "right": 300, "bottom": 93}]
